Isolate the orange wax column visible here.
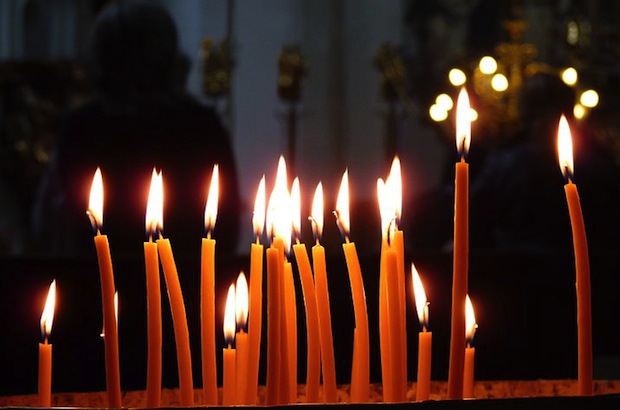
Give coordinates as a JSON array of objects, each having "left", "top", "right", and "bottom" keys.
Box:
[
  {"left": 334, "top": 170, "right": 369, "bottom": 403},
  {"left": 87, "top": 168, "right": 122, "bottom": 409},
  {"left": 38, "top": 280, "right": 56, "bottom": 407},
  {"left": 412, "top": 263, "right": 432, "bottom": 402},
  {"left": 463, "top": 296, "right": 478, "bottom": 399},
  {"left": 384, "top": 246, "right": 405, "bottom": 402},
  {"left": 247, "top": 176, "right": 266, "bottom": 405},
  {"left": 223, "top": 284, "right": 237, "bottom": 406},
  {"left": 235, "top": 273, "right": 250, "bottom": 404},
  {"left": 201, "top": 164, "right": 219, "bottom": 405},
  {"left": 283, "top": 260, "right": 297, "bottom": 403},
  {"left": 377, "top": 178, "right": 392, "bottom": 402},
  {"left": 265, "top": 239, "right": 282, "bottom": 405},
  {"left": 448, "top": 89, "right": 471, "bottom": 400},
  {"left": 154, "top": 172, "right": 194, "bottom": 407},
  {"left": 557, "top": 116, "right": 593, "bottom": 396},
  {"left": 144, "top": 168, "right": 163, "bottom": 408}
]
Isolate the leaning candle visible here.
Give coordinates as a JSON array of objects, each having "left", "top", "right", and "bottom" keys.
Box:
[
  {"left": 463, "top": 295, "right": 477, "bottom": 399},
  {"left": 448, "top": 88, "right": 471, "bottom": 399},
  {"left": 201, "top": 164, "right": 219, "bottom": 405},
  {"left": 87, "top": 168, "right": 122, "bottom": 408},
  {"left": 557, "top": 115, "right": 593, "bottom": 396},
  {"left": 38, "top": 280, "right": 56, "bottom": 407},
  {"left": 223, "top": 284, "right": 237, "bottom": 406},
  {"left": 155, "top": 172, "right": 194, "bottom": 406},
  {"left": 292, "top": 181, "right": 320, "bottom": 403},
  {"left": 247, "top": 176, "right": 265, "bottom": 404},
  {"left": 144, "top": 168, "right": 162, "bottom": 408},
  {"left": 334, "top": 170, "right": 369, "bottom": 403},
  {"left": 235, "top": 273, "right": 249, "bottom": 405},
  {"left": 412, "top": 263, "right": 432, "bottom": 402}
]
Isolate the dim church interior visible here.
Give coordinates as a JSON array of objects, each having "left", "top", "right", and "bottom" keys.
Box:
[{"left": 2, "top": 0, "right": 620, "bottom": 397}]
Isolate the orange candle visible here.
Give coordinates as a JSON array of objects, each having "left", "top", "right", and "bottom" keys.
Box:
[
  {"left": 201, "top": 164, "right": 219, "bottom": 405},
  {"left": 283, "top": 260, "right": 297, "bottom": 403},
  {"left": 412, "top": 263, "right": 432, "bottom": 402},
  {"left": 247, "top": 176, "right": 265, "bottom": 405},
  {"left": 154, "top": 172, "right": 194, "bottom": 407},
  {"left": 144, "top": 169, "right": 162, "bottom": 408},
  {"left": 38, "top": 280, "right": 56, "bottom": 407},
  {"left": 235, "top": 273, "right": 249, "bottom": 404},
  {"left": 385, "top": 246, "right": 405, "bottom": 402},
  {"left": 87, "top": 168, "right": 122, "bottom": 408},
  {"left": 557, "top": 115, "right": 593, "bottom": 396},
  {"left": 377, "top": 179, "right": 392, "bottom": 402},
  {"left": 448, "top": 89, "right": 471, "bottom": 399},
  {"left": 265, "top": 239, "right": 282, "bottom": 405},
  {"left": 223, "top": 284, "right": 237, "bottom": 406},
  {"left": 334, "top": 170, "right": 369, "bottom": 403},
  {"left": 463, "top": 295, "right": 477, "bottom": 399}
]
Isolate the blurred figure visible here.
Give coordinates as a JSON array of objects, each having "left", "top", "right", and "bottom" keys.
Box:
[{"left": 32, "top": 0, "right": 241, "bottom": 257}]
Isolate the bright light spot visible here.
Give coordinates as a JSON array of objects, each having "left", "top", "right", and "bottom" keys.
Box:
[
  {"left": 580, "top": 89, "right": 599, "bottom": 108},
  {"left": 479, "top": 56, "right": 497, "bottom": 75},
  {"left": 561, "top": 67, "right": 578, "bottom": 86},
  {"left": 448, "top": 68, "right": 466, "bottom": 86},
  {"left": 574, "top": 103, "right": 586, "bottom": 120},
  {"left": 469, "top": 108, "right": 478, "bottom": 122},
  {"left": 491, "top": 73, "right": 508, "bottom": 92},
  {"left": 436, "top": 93, "right": 454, "bottom": 111},
  {"left": 429, "top": 104, "right": 448, "bottom": 122}
]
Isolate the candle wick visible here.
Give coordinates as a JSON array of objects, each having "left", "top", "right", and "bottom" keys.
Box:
[
  {"left": 206, "top": 230, "right": 212, "bottom": 240},
  {"left": 344, "top": 236, "right": 350, "bottom": 244},
  {"left": 295, "top": 237, "right": 300, "bottom": 245},
  {"left": 255, "top": 236, "right": 260, "bottom": 245},
  {"left": 158, "top": 231, "right": 164, "bottom": 240}
]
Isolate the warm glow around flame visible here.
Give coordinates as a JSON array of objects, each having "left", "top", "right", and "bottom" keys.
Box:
[
  {"left": 557, "top": 115, "right": 574, "bottom": 180},
  {"left": 40, "top": 280, "right": 56, "bottom": 341},
  {"left": 377, "top": 178, "right": 390, "bottom": 242},
  {"left": 335, "top": 170, "right": 350, "bottom": 239},
  {"left": 456, "top": 88, "right": 472, "bottom": 157},
  {"left": 268, "top": 156, "right": 292, "bottom": 251},
  {"left": 465, "top": 295, "right": 477, "bottom": 344},
  {"left": 411, "top": 263, "right": 429, "bottom": 329},
  {"left": 253, "top": 176, "right": 266, "bottom": 239},
  {"left": 224, "top": 283, "right": 236, "bottom": 346},
  {"left": 145, "top": 168, "right": 163, "bottom": 238},
  {"left": 204, "top": 164, "right": 219, "bottom": 235},
  {"left": 88, "top": 167, "right": 104, "bottom": 230},
  {"left": 291, "top": 177, "right": 301, "bottom": 239},
  {"left": 236, "top": 272, "right": 249, "bottom": 330},
  {"left": 311, "top": 182, "right": 324, "bottom": 241},
  {"left": 387, "top": 156, "right": 402, "bottom": 223}
]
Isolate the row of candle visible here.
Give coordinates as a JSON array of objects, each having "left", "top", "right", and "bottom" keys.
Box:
[{"left": 34, "top": 87, "right": 592, "bottom": 406}]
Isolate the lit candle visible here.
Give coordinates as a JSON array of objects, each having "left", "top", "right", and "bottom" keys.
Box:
[
  {"left": 292, "top": 180, "right": 320, "bottom": 403},
  {"left": 246, "top": 176, "right": 265, "bottom": 405},
  {"left": 463, "top": 295, "right": 477, "bottom": 399},
  {"left": 38, "top": 280, "right": 56, "bottom": 407},
  {"left": 334, "top": 170, "right": 369, "bottom": 403},
  {"left": 155, "top": 171, "right": 194, "bottom": 406},
  {"left": 283, "top": 259, "right": 297, "bottom": 403},
  {"left": 223, "top": 283, "right": 237, "bottom": 406},
  {"left": 87, "top": 168, "right": 122, "bottom": 408},
  {"left": 557, "top": 115, "right": 593, "bottom": 396},
  {"left": 448, "top": 88, "right": 471, "bottom": 399},
  {"left": 235, "top": 272, "right": 249, "bottom": 405},
  {"left": 201, "top": 164, "right": 219, "bottom": 405},
  {"left": 412, "top": 263, "right": 432, "bottom": 402},
  {"left": 144, "top": 169, "right": 162, "bottom": 408},
  {"left": 310, "top": 182, "right": 337, "bottom": 403}
]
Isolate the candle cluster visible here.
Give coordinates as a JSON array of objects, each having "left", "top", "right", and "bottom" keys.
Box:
[{"left": 34, "top": 88, "right": 592, "bottom": 406}]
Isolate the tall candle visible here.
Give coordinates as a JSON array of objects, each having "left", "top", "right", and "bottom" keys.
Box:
[
  {"left": 377, "top": 179, "right": 392, "bottom": 402},
  {"left": 265, "top": 239, "right": 282, "bottom": 405},
  {"left": 223, "top": 284, "right": 237, "bottom": 406},
  {"left": 463, "top": 295, "right": 477, "bottom": 399},
  {"left": 385, "top": 246, "right": 405, "bottom": 402},
  {"left": 87, "top": 168, "right": 122, "bottom": 408},
  {"left": 154, "top": 172, "right": 194, "bottom": 406},
  {"left": 201, "top": 164, "right": 219, "bottom": 405},
  {"left": 38, "top": 280, "right": 56, "bottom": 407},
  {"left": 557, "top": 115, "right": 593, "bottom": 396},
  {"left": 235, "top": 273, "right": 249, "bottom": 405},
  {"left": 247, "top": 176, "right": 265, "bottom": 404},
  {"left": 412, "top": 263, "right": 432, "bottom": 402},
  {"left": 283, "top": 260, "right": 297, "bottom": 403},
  {"left": 448, "top": 89, "right": 471, "bottom": 399},
  {"left": 334, "top": 170, "right": 369, "bottom": 403},
  {"left": 144, "top": 169, "right": 162, "bottom": 408}
]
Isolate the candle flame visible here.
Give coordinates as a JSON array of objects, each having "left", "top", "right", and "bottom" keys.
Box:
[
  {"left": 291, "top": 177, "right": 301, "bottom": 240},
  {"left": 456, "top": 88, "right": 472, "bottom": 158},
  {"left": 411, "top": 263, "right": 429, "bottom": 330},
  {"left": 377, "top": 178, "right": 398, "bottom": 244},
  {"left": 310, "top": 182, "right": 324, "bottom": 242},
  {"left": 557, "top": 115, "right": 575, "bottom": 180},
  {"left": 267, "top": 156, "right": 292, "bottom": 252},
  {"left": 224, "top": 283, "right": 236, "bottom": 346},
  {"left": 40, "top": 280, "right": 56, "bottom": 341},
  {"left": 387, "top": 157, "right": 402, "bottom": 224},
  {"left": 87, "top": 168, "right": 104, "bottom": 231},
  {"left": 204, "top": 164, "right": 219, "bottom": 236},
  {"left": 145, "top": 168, "right": 163, "bottom": 239},
  {"left": 465, "top": 295, "right": 478, "bottom": 345},
  {"left": 334, "top": 170, "right": 350, "bottom": 241},
  {"left": 253, "top": 176, "right": 266, "bottom": 240},
  {"left": 235, "top": 272, "right": 249, "bottom": 330}
]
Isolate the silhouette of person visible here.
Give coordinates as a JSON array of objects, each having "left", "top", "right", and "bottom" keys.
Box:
[{"left": 32, "top": 0, "right": 241, "bottom": 258}]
